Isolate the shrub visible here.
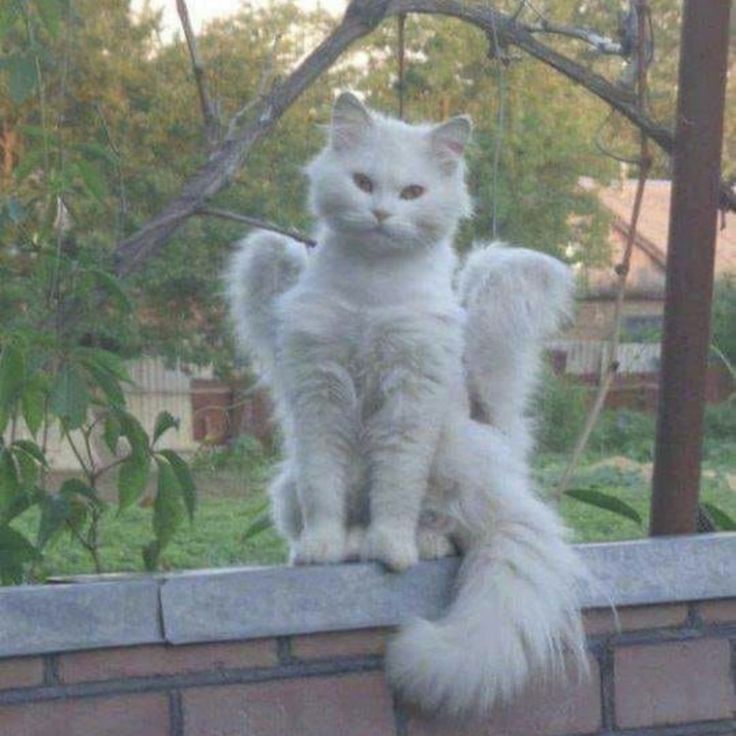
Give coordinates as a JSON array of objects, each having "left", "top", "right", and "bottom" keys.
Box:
[{"left": 535, "top": 369, "right": 590, "bottom": 453}]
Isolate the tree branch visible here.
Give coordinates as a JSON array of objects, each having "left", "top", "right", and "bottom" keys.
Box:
[
  {"left": 113, "top": 0, "right": 734, "bottom": 280},
  {"left": 176, "top": 0, "right": 220, "bottom": 149},
  {"left": 196, "top": 207, "right": 315, "bottom": 247},
  {"left": 524, "top": 21, "right": 623, "bottom": 55}
]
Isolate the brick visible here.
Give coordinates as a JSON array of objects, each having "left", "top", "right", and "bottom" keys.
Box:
[
  {"left": 584, "top": 603, "right": 688, "bottom": 636},
  {"left": 0, "top": 693, "right": 168, "bottom": 736},
  {"left": 408, "top": 656, "right": 601, "bottom": 736},
  {"left": 183, "top": 672, "right": 395, "bottom": 735},
  {"left": 0, "top": 657, "right": 44, "bottom": 690},
  {"left": 291, "top": 628, "right": 388, "bottom": 660},
  {"left": 698, "top": 598, "right": 736, "bottom": 625},
  {"left": 615, "top": 638, "right": 735, "bottom": 728},
  {"left": 58, "top": 640, "right": 277, "bottom": 683}
]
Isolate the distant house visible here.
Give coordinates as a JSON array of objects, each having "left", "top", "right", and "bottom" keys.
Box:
[
  {"left": 569, "top": 178, "right": 735, "bottom": 341},
  {"left": 548, "top": 179, "right": 735, "bottom": 409}
]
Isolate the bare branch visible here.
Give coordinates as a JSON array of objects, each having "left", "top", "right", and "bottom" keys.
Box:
[
  {"left": 227, "top": 33, "right": 282, "bottom": 141},
  {"left": 196, "top": 207, "right": 315, "bottom": 247},
  {"left": 113, "top": 0, "right": 734, "bottom": 280},
  {"left": 176, "top": 0, "right": 220, "bottom": 149},
  {"left": 524, "top": 21, "right": 623, "bottom": 55}
]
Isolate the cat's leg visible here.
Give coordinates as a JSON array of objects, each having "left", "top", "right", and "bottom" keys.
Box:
[
  {"left": 362, "top": 375, "right": 448, "bottom": 572},
  {"left": 268, "top": 464, "right": 302, "bottom": 555},
  {"left": 281, "top": 358, "right": 358, "bottom": 565}
]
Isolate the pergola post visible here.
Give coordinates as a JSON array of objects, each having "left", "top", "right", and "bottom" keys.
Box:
[{"left": 650, "top": 0, "right": 732, "bottom": 535}]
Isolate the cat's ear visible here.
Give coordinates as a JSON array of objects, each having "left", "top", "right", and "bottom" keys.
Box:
[
  {"left": 430, "top": 115, "right": 472, "bottom": 172},
  {"left": 331, "top": 92, "right": 372, "bottom": 151}
]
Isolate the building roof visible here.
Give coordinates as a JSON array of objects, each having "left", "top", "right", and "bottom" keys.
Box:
[{"left": 581, "top": 178, "right": 736, "bottom": 276}]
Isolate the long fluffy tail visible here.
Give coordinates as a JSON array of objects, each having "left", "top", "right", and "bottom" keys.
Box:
[
  {"left": 459, "top": 242, "right": 574, "bottom": 458},
  {"left": 386, "top": 421, "right": 588, "bottom": 717},
  {"left": 225, "top": 231, "right": 307, "bottom": 379}
]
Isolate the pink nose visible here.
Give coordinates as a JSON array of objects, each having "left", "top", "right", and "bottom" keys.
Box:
[{"left": 372, "top": 209, "right": 390, "bottom": 223}]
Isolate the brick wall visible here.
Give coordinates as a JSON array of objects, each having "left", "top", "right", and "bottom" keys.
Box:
[{"left": 0, "top": 599, "right": 734, "bottom": 736}]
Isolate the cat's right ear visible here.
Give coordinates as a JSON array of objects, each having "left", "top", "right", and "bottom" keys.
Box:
[{"left": 331, "top": 92, "right": 372, "bottom": 151}]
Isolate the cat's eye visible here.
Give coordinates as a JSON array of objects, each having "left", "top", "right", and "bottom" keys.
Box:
[
  {"left": 400, "top": 184, "right": 426, "bottom": 200},
  {"left": 353, "top": 173, "right": 374, "bottom": 193}
]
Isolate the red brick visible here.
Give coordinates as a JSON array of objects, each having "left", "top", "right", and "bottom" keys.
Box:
[
  {"left": 408, "top": 656, "right": 601, "bottom": 736},
  {"left": 699, "top": 598, "right": 736, "bottom": 625},
  {"left": 0, "top": 657, "right": 44, "bottom": 690},
  {"left": 0, "top": 693, "right": 168, "bottom": 736},
  {"left": 183, "top": 672, "right": 395, "bottom": 735},
  {"left": 615, "top": 638, "right": 735, "bottom": 728},
  {"left": 58, "top": 640, "right": 277, "bottom": 683},
  {"left": 584, "top": 603, "right": 688, "bottom": 636},
  {"left": 291, "top": 628, "right": 388, "bottom": 660}
]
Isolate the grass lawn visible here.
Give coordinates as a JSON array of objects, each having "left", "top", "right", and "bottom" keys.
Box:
[{"left": 15, "top": 428, "right": 735, "bottom": 580}]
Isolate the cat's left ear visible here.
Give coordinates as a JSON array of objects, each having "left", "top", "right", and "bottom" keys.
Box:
[
  {"left": 430, "top": 116, "right": 472, "bottom": 172},
  {"left": 331, "top": 92, "right": 373, "bottom": 151}
]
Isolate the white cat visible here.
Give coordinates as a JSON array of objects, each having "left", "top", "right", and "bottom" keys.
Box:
[{"left": 227, "top": 92, "right": 588, "bottom": 717}]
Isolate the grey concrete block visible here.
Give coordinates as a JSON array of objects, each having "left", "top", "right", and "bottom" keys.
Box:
[
  {"left": 0, "top": 579, "right": 162, "bottom": 657},
  {"left": 162, "top": 534, "right": 736, "bottom": 644},
  {"left": 578, "top": 533, "right": 736, "bottom": 608},
  {"left": 161, "top": 558, "right": 459, "bottom": 645},
  {"left": 0, "top": 534, "right": 734, "bottom": 656}
]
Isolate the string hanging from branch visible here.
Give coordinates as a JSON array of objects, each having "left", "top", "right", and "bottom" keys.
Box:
[{"left": 397, "top": 13, "right": 406, "bottom": 120}]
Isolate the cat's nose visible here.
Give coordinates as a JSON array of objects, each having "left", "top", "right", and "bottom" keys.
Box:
[{"left": 372, "top": 209, "right": 391, "bottom": 223}]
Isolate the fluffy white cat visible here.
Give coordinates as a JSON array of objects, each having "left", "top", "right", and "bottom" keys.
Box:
[{"left": 227, "top": 92, "right": 588, "bottom": 717}]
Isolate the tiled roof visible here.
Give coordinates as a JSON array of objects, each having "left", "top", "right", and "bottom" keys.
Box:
[{"left": 581, "top": 178, "right": 736, "bottom": 275}]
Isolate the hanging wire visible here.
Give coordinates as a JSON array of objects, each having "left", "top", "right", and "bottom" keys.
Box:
[
  {"left": 397, "top": 13, "right": 406, "bottom": 120},
  {"left": 488, "top": 12, "right": 509, "bottom": 241}
]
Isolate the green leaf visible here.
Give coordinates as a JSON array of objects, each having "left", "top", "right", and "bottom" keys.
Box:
[
  {"left": 83, "top": 361, "right": 125, "bottom": 406},
  {"left": 0, "top": 344, "right": 26, "bottom": 421},
  {"left": 153, "top": 457, "right": 184, "bottom": 549},
  {"left": 157, "top": 449, "right": 196, "bottom": 520},
  {"left": 59, "top": 478, "right": 99, "bottom": 505},
  {"left": 12, "top": 440, "right": 48, "bottom": 467},
  {"left": 114, "top": 409, "right": 149, "bottom": 457},
  {"left": 0, "top": 525, "right": 39, "bottom": 585},
  {"left": 75, "top": 348, "right": 132, "bottom": 383},
  {"left": 241, "top": 506, "right": 273, "bottom": 541},
  {"left": 50, "top": 362, "right": 89, "bottom": 429},
  {"left": 84, "top": 269, "right": 132, "bottom": 312},
  {"left": 701, "top": 502, "right": 736, "bottom": 532},
  {"left": 117, "top": 454, "right": 150, "bottom": 512},
  {"left": 8, "top": 53, "right": 38, "bottom": 104},
  {"left": 564, "top": 488, "right": 643, "bottom": 525},
  {"left": 13, "top": 449, "right": 38, "bottom": 490},
  {"left": 152, "top": 411, "right": 179, "bottom": 445},
  {"left": 0, "top": 450, "right": 20, "bottom": 516},
  {"left": 21, "top": 376, "right": 45, "bottom": 437},
  {"left": 37, "top": 494, "right": 72, "bottom": 549},
  {"left": 75, "top": 160, "right": 107, "bottom": 202},
  {"left": 103, "top": 413, "right": 121, "bottom": 455}
]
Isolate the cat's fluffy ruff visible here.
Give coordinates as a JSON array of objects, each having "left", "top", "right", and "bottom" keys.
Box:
[{"left": 226, "top": 92, "right": 587, "bottom": 717}]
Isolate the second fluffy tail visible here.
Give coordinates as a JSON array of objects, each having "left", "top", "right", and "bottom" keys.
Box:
[
  {"left": 459, "top": 242, "right": 574, "bottom": 458},
  {"left": 226, "top": 231, "right": 308, "bottom": 380}
]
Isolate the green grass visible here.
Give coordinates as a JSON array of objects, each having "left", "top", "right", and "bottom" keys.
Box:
[{"left": 12, "top": 416, "right": 736, "bottom": 580}]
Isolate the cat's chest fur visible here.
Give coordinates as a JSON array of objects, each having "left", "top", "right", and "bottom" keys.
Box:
[{"left": 279, "top": 247, "right": 463, "bottom": 420}]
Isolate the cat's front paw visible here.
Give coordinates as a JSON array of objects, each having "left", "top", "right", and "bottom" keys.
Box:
[
  {"left": 362, "top": 526, "right": 419, "bottom": 572},
  {"left": 291, "top": 525, "right": 346, "bottom": 565}
]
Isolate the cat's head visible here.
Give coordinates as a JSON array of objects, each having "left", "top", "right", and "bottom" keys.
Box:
[{"left": 306, "top": 92, "right": 472, "bottom": 253}]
